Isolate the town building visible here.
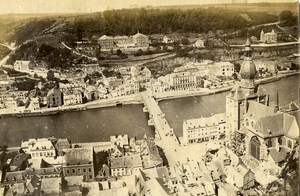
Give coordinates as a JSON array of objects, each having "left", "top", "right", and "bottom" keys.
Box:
[
  {"left": 260, "top": 29, "right": 277, "bottom": 43},
  {"left": 182, "top": 113, "right": 226, "bottom": 145},
  {"left": 21, "top": 138, "right": 56, "bottom": 159},
  {"left": 13, "top": 60, "right": 34, "bottom": 71},
  {"left": 47, "top": 87, "right": 63, "bottom": 107},
  {"left": 98, "top": 35, "right": 114, "bottom": 50},
  {"left": 109, "top": 154, "right": 143, "bottom": 176},
  {"left": 193, "top": 39, "right": 205, "bottom": 48},
  {"left": 226, "top": 163, "right": 255, "bottom": 190},
  {"left": 132, "top": 31, "right": 149, "bottom": 48},
  {"left": 131, "top": 66, "right": 152, "bottom": 84},
  {"left": 0, "top": 90, "right": 28, "bottom": 103},
  {"left": 98, "top": 32, "right": 149, "bottom": 51},
  {"left": 162, "top": 35, "right": 174, "bottom": 44},
  {"left": 25, "top": 97, "right": 40, "bottom": 111},
  {"left": 0, "top": 68, "right": 14, "bottom": 92},
  {"left": 54, "top": 138, "right": 72, "bottom": 156},
  {"left": 136, "top": 167, "right": 170, "bottom": 196},
  {"left": 255, "top": 60, "right": 278, "bottom": 74},
  {"left": 110, "top": 134, "right": 129, "bottom": 148},
  {"left": 208, "top": 62, "right": 235, "bottom": 77},
  {"left": 169, "top": 71, "right": 196, "bottom": 90},
  {"left": 150, "top": 77, "right": 170, "bottom": 95},
  {"left": 3, "top": 97, "right": 18, "bottom": 110},
  {"left": 62, "top": 147, "right": 95, "bottom": 181},
  {"left": 63, "top": 90, "right": 83, "bottom": 106},
  {"left": 110, "top": 78, "right": 139, "bottom": 97},
  {"left": 84, "top": 85, "right": 99, "bottom": 101}
]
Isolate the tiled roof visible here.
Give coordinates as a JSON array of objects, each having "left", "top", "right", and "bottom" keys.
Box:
[
  {"left": 64, "top": 147, "right": 93, "bottom": 165},
  {"left": 41, "top": 177, "right": 61, "bottom": 194},
  {"left": 246, "top": 101, "right": 275, "bottom": 120},
  {"left": 110, "top": 154, "right": 142, "bottom": 169}
]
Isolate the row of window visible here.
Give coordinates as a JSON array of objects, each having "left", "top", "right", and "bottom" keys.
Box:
[
  {"left": 65, "top": 167, "right": 93, "bottom": 175},
  {"left": 31, "top": 151, "right": 54, "bottom": 157}
]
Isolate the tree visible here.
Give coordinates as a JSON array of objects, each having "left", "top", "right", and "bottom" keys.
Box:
[
  {"left": 47, "top": 70, "right": 55, "bottom": 81},
  {"left": 181, "top": 38, "right": 190, "bottom": 45},
  {"left": 279, "top": 10, "right": 293, "bottom": 23},
  {"left": 134, "top": 49, "right": 144, "bottom": 56},
  {"left": 279, "top": 10, "right": 296, "bottom": 26},
  {"left": 116, "top": 49, "right": 122, "bottom": 56}
]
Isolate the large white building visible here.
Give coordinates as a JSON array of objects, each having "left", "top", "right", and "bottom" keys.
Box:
[
  {"left": 21, "top": 138, "right": 56, "bottom": 159},
  {"left": 98, "top": 32, "right": 149, "bottom": 51},
  {"left": 13, "top": 61, "right": 33, "bottom": 71},
  {"left": 182, "top": 113, "right": 226, "bottom": 145},
  {"left": 169, "top": 64, "right": 203, "bottom": 90},
  {"left": 260, "top": 29, "right": 277, "bottom": 43}
]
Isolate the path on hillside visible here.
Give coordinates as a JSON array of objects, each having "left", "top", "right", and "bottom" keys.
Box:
[{"left": 61, "top": 41, "right": 97, "bottom": 61}]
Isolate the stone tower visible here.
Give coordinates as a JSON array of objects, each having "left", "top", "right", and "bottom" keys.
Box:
[{"left": 225, "top": 37, "right": 269, "bottom": 148}]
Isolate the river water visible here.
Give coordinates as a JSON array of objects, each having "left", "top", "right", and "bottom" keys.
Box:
[{"left": 0, "top": 75, "right": 299, "bottom": 146}]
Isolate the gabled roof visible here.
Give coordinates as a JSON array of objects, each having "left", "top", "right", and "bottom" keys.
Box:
[
  {"left": 245, "top": 101, "right": 275, "bottom": 120},
  {"left": 99, "top": 35, "right": 113, "bottom": 40},
  {"left": 132, "top": 32, "right": 148, "bottom": 38}
]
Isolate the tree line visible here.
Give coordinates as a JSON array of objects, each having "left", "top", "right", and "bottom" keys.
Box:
[{"left": 70, "top": 8, "right": 278, "bottom": 40}]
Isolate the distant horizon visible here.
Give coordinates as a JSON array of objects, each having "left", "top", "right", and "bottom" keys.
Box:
[{"left": 0, "top": 0, "right": 297, "bottom": 14}]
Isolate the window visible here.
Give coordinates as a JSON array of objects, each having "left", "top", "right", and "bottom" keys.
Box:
[
  {"left": 278, "top": 137, "right": 283, "bottom": 145},
  {"left": 78, "top": 168, "right": 81, "bottom": 174},
  {"left": 250, "top": 136, "right": 260, "bottom": 160},
  {"left": 288, "top": 140, "right": 292, "bottom": 149},
  {"left": 88, "top": 168, "right": 92, "bottom": 172},
  {"left": 83, "top": 168, "right": 86, "bottom": 173},
  {"left": 72, "top": 169, "right": 76, "bottom": 173},
  {"left": 89, "top": 175, "right": 93, "bottom": 179},
  {"left": 267, "top": 139, "right": 272, "bottom": 148}
]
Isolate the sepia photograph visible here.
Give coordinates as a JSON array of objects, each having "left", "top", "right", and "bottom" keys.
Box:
[{"left": 0, "top": 0, "right": 299, "bottom": 195}]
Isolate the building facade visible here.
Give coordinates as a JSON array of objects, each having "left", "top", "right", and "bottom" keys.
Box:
[
  {"left": 47, "top": 87, "right": 63, "bottom": 107},
  {"left": 21, "top": 138, "right": 56, "bottom": 159},
  {"left": 62, "top": 147, "right": 95, "bottom": 181},
  {"left": 260, "top": 30, "right": 277, "bottom": 43},
  {"left": 98, "top": 32, "right": 149, "bottom": 51},
  {"left": 182, "top": 113, "right": 226, "bottom": 145}
]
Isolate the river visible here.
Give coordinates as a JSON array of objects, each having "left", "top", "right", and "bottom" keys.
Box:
[{"left": 0, "top": 75, "right": 299, "bottom": 146}]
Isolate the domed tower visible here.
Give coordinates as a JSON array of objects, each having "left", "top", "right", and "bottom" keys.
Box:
[
  {"left": 239, "top": 37, "right": 257, "bottom": 96},
  {"left": 225, "top": 37, "right": 269, "bottom": 149}
]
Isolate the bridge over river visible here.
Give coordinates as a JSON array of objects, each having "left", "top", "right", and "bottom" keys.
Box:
[{"left": 141, "top": 89, "right": 180, "bottom": 147}]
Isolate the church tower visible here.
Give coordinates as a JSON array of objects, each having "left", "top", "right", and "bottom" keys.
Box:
[{"left": 225, "top": 37, "right": 269, "bottom": 148}]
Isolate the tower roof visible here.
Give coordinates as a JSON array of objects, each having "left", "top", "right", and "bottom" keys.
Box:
[{"left": 240, "top": 37, "right": 257, "bottom": 80}]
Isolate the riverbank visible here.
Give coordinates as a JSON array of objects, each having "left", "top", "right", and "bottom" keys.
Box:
[
  {"left": 0, "top": 71, "right": 298, "bottom": 117},
  {"left": 0, "top": 93, "right": 143, "bottom": 117},
  {"left": 155, "top": 71, "right": 300, "bottom": 101}
]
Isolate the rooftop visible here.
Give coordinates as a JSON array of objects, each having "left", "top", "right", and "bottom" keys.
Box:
[
  {"left": 184, "top": 113, "right": 226, "bottom": 128},
  {"left": 64, "top": 147, "right": 94, "bottom": 165},
  {"left": 110, "top": 154, "right": 142, "bottom": 169}
]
